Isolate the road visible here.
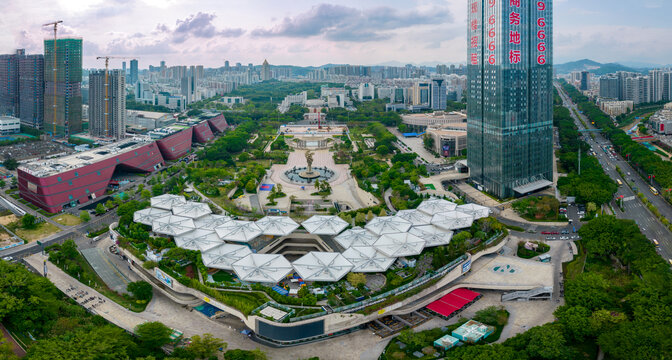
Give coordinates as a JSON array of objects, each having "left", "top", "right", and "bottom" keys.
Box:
[{"left": 556, "top": 83, "right": 672, "bottom": 261}]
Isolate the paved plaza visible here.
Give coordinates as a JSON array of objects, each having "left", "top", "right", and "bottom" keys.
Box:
[{"left": 81, "top": 247, "right": 131, "bottom": 293}]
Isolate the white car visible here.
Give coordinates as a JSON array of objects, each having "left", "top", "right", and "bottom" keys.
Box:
[{"left": 2, "top": 256, "right": 14, "bottom": 262}]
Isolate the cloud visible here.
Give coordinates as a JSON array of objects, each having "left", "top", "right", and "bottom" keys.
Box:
[
  {"left": 172, "top": 12, "right": 245, "bottom": 43},
  {"left": 252, "top": 3, "right": 453, "bottom": 42}
]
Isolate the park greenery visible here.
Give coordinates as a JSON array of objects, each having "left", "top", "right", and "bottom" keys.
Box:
[
  {"left": 553, "top": 98, "right": 618, "bottom": 205},
  {"left": 562, "top": 80, "right": 672, "bottom": 205},
  {"left": 517, "top": 241, "right": 550, "bottom": 259},
  {"left": 512, "top": 195, "right": 562, "bottom": 221}
]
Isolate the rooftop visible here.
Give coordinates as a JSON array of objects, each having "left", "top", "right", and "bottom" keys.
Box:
[
  {"left": 148, "top": 124, "right": 190, "bottom": 140},
  {"left": 19, "top": 136, "right": 154, "bottom": 178}
]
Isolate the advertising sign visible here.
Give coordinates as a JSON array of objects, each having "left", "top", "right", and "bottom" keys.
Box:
[
  {"left": 462, "top": 259, "right": 472, "bottom": 274},
  {"left": 155, "top": 268, "right": 174, "bottom": 288}
]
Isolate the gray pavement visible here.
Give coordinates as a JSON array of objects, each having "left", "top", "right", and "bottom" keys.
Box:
[{"left": 81, "top": 247, "right": 132, "bottom": 293}]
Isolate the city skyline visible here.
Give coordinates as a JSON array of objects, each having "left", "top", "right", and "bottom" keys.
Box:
[{"left": 3, "top": 0, "right": 671, "bottom": 68}]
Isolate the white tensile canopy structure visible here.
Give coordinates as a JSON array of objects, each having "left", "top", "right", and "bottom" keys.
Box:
[
  {"left": 409, "top": 225, "right": 453, "bottom": 247},
  {"left": 334, "top": 227, "right": 379, "bottom": 248},
  {"left": 201, "top": 244, "right": 252, "bottom": 270},
  {"left": 174, "top": 229, "right": 223, "bottom": 252},
  {"left": 301, "top": 215, "right": 349, "bottom": 235},
  {"left": 373, "top": 232, "right": 426, "bottom": 257},
  {"left": 133, "top": 208, "right": 171, "bottom": 226},
  {"left": 172, "top": 201, "right": 212, "bottom": 219},
  {"left": 215, "top": 221, "right": 263, "bottom": 243},
  {"left": 151, "top": 194, "right": 187, "bottom": 210},
  {"left": 431, "top": 211, "right": 475, "bottom": 231},
  {"left": 456, "top": 204, "right": 491, "bottom": 220},
  {"left": 341, "top": 246, "right": 396, "bottom": 273},
  {"left": 152, "top": 215, "right": 196, "bottom": 236},
  {"left": 365, "top": 216, "right": 413, "bottom": 235},
  {"left": 232, "top": 254, "right": 293, "bottom": 283},
  {"left": 194, "top": 214, "right": 233, "bottom": 231},
  {"left": 417, "top": 198, "right": 458, "bottom": 216},
  {"left": 395, "top": 209, "right": 432, "bottom": 226},
  {"left": 292, "top": 252, "right": 354, "bottom": 282},
  {"left": 255, "top": 216, "right": 300, "bottom": 236}
]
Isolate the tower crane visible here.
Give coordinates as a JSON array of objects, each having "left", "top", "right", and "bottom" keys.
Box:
[
  {"left": 95, "top": 56, "right": 136, "bottom": 138},
  {"left": 43, "top": 20, "right": 63, "bottom": 137}
]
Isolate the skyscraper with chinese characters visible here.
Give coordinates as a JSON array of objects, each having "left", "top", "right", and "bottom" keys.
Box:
[{"left": 467, "top": 0, "right": 553, "bottom": 198}]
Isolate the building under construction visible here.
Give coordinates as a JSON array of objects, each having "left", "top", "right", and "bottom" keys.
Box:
[
  {"left": 44, "top": 38, "right": 82, "bottom": 137},
  {"left": 89, "top": 69, "right": 125, "bottom": 139}
]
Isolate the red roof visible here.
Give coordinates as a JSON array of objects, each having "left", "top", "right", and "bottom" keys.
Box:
[{"left": 426, "top": 288, "right": 480, "bottom": 318}]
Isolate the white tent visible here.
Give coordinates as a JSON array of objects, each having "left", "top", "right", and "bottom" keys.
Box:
[
  {"left": 365, "top": 216, "right": 412, "bottom": 235},
  {"left": 341, "top": 247, "right": 396, "bottom": 273},
  {"left": 255, "top": 216, "right": 300, "bottom": 236},
  {"left": 133, "top": 208, "right": 171, "bottom": 226},
  {"left": 301, "top": 215, "right": 348, "bottom": 235},
  {"left": 456, "top": 204, "right": 491, "bottom": 220},
  {"left": 151, "top": 215, "right": 196, "bottom": 236},
  {"left": 150, "top": 194, "right": 187, "bottom": 210},
  {"left": 194, "top": 214, "right": 234, "bottom": 231},
  {"left": 431, "top": 211, "right": 474, "bottom": 231},
  {"left": 215, "top": 221, "right": 263, "bottom": 243},
  {"left": 232, "top": 254, "right": 293, "bottom": 283},
  {"left": 292, "top": 252, "right": 353, "bottom": 282},
  {"left": 409, "top": 225, "right": 453, "bottom": 247},
  {"left": 172, "top": 201, "right": 212, "bottom": 219},
  {"left": 201, "top": 244, "right": 252, "bottom": 270},
  {"left": 395, "top": 209, "right": 432, "bottom": 226},
  {"left": 174, "top": 229, "right": 223, "bottom": 252},
  {"left": 334, "top": 227, "right": 379, "bottom": 248},
  {"left": 373, "top": 232, "right": 426, "bottom": 257},
  {"left": 417, "top": 198, "right": 458, "bottom": 216}
]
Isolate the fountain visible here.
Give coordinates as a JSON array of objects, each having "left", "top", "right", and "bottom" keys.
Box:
[
  {"left": 284, "top": 151, "right": 335, "bottom": 184},
  {"left": 299, "top": 151, "right": 320, "bottom": 180}
]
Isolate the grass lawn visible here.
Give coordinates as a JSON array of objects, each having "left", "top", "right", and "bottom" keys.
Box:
[
  {"left": 563, "top": 241, "right": 587, "bottom": 281},
  {"left": 212, "top": 270, "right": 235, "bottom": 283},
  {"left": 53, "top": 214, "right": 82, "bottom": 226},
  {"left": 12, "top": 222, "right": 60, "bottom": 243},
  {"left": 512, "top": 195, "right": 566, "bottom": 222}
]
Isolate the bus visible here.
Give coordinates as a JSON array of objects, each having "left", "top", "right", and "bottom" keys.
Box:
[
  {"left": 616, "top": 179, "right": 622, "bottom": 186},
  {"left": 650, "top": 186, "right": 659, "bottom": 196}
]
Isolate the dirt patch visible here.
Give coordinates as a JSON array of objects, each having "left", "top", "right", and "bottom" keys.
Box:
[{"left": 0, "top": 215, "right": 18, "bottom": 226}]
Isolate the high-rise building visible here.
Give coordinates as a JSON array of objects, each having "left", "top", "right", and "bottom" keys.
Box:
[
  {"left": 599, "top": 77, "right": 619, "bottom": 99},
  {"left": 129, "top": 59, "right": 138, "bottom": 84},
  {"left": 181, "top": 74, "right": 194, "bottom": 104},
  {"left": 0, "top": 49, "right": 24, "bottom": 116},
  {"left": 19, "top": 54, "right": 44, "bottom": 129},
  {"left": 467, "top": 0, "right": 554, "bottom": 198},
  {"left": 89, "top": 69, "right": 125, "bottom": 139},
  {"left": 579, "top": 71, "right": 590, "bottom": 91},
  {"left": 261, "top": 59, "right": 271, "bottom": 81},
  {"left": 224, "top": 60, "right": 230, "bottom": 71},
  {"left": 649, "top": 69, "right": 666, "bottom": 103},
  {"left": 430, "top": 78, "right": 447, "bottom": 110},
  {"left": 44, "top": 38, "right": 83, "bottom": 137}
]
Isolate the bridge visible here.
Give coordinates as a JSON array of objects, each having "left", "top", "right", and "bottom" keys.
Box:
[{"left": 578, "top": 129, "right": 602, "bottom": 133}]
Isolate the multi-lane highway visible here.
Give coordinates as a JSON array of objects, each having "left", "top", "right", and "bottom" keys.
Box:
[{"left": 556, "top": 83, "right": 672, "bottom": 261}]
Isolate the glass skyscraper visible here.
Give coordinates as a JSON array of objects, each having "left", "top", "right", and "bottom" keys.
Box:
[
  {"left": 467, "top": 0, "right": 553, "bottom": 198},
  {"left": 44, "top": 38, "right": 83, "bottom": 137}
]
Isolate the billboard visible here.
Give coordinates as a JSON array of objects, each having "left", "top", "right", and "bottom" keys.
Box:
[
  {"left": 462, "top": 259, "right": 472, "bottom": 274},
  {"left": 443, "top": 144, "right": 451, "bottom": 157},
  {"left": 155, "top": 268, "right": 174, "bottom": 288}
]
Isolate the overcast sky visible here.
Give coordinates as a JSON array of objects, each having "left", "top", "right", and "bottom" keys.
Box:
[{"left": 2, "top": 0, "right": 670, "bottom": 69}]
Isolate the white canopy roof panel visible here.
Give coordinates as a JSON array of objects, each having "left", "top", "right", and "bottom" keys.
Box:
[
  {"left": 417, "top": 198, "right": 458, "bottom": 216},
  {"left": 133, "top": 208, "right": 171, "bottom": 226},
  {"left": 151, "top": 215, "right": 196, "bottom": 236},
  {"left": 395, "top": 209, "right": 432, "bottom": 226},
  {"left": 365, "top": 216, "right": 412, "bottom": 235},
  {"left": 232, "top": 254, "right": 293, "bottom": 283},
  {"left": 174, "top": 229, "right": 223, "bottom": 252},
  {"left": 194, "top": 214, "right": 234, "bottom": 231},
  {"left": 150, "top": 194, "right": 187, "bottom": 210},
  {"left": 214, "top": 221, "right": 263, "bottom": 243},
  {"left": 431, "top": 211, "right": 474, "bottom": 231},
  {"left": 334, "top": 227, "right": 379, "bottom": 249},
  {"left": 341, "top": 247, "right": 396, "bottom": 273},
  {"left": 301, "top": 215, "right": 349, "bottom": 235},
  {"left": 456, "top": 204, "right": 491, "bottom": 220},
  {"left": 373, "top": 232, "right": 426, "bottom": 257},
  {"left": 172, "top": 201, "right": 212, "bottom": 219},
  {"left": 201, "top": 244, "right": 252, "bottom": 270},
  {"left": 255, "top": 216, "right": 300, "bottom": 236},
  {"left": 292, "top": 252, "right": 353, "bottom": 282},
  {"left": 409, "top": 225, "right": 453, "bottom": 247}
]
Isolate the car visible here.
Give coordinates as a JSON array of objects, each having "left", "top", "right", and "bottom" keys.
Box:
[
  {"left": 2, "top": 256, "right": 14, "bottom": 262},
  {"left": 552, "top": 231, "right": 560, "bottom": 235},
  {"left": 561, "top": 230, "right": 569, "bottom": 234},
  {"left": 669, "top": 259, "right": 672, "bottom": 266},
  {"left": 653, "top": 239, "right": 659, "bottom": 246},
  {"left": 541, "top": 231, "right": 551, "bottom": 235}
]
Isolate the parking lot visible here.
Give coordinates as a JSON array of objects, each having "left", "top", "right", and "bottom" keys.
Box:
[{"left": 0, "top": 140, "right": 73, "bottom": 161}]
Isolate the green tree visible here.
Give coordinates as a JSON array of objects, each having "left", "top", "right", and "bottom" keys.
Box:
[
  {"left": 21, "top": 214, "right": 37, "bottom": 229},
  {"left": 564, "top": 272, "right": 613, "bottom": 310},
  {"left": 188, "top": 333, "right": 225, "bottom": 359},
  {"left": 105, "top": 200, "right": 115, "bottom": 209},
  {"left": 355, "top": 212, "right": 366, "bottom": 226},
  {"left": 27, "top": 325, "right": 137, "bottom": 359},
  {"left": 95, "top": 203, "right": 106, "bottom": 215},
  {"left": 224, "top": 348, "right": 267, "bottom": 360},
  {"left": 0, "top": 334, "right": 18, "bottom": 360},
  {"left": 554, "top": 305, "right": 592, "bottom": 341},
  {"left": 376, "top": 145, "right": 390, "bottom": 156},
  {"left": 586, "top": 202, "right": 598, "bottom": 213},
  {"left": 2, "top": 157, "right": 18, "bottom": 170},
  {"left": 141, "top": 189, "right": 152, "bottom": 199},
  {"left": 346, "top": 272, "right": 367, "bottom": 287},
  {"left": 79, "top": 210, "right": 90, "bottom": 223},
  {"left": 245, "top": 179, "right": 257, "bottom": 193},
  {"left": 0, "top": 179, "right": 5, "bottom": 188},
  {"left": 127, "top": 281, "right": 153, "bottom": 301},
  {"left": 135, "top": 321, "right": 173, "bottom": 350}
]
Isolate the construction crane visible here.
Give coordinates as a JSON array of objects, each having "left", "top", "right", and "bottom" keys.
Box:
[
  {"left": 95, "top": 56, "right": 136, "bottom": 138},
  {"left": 43, "top": 20, "right": 63, "bottom": 137}
]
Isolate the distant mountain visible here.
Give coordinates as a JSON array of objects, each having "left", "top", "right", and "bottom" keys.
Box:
[{"left": 555, "top": 59, "right": 646, "bottom": 75}]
